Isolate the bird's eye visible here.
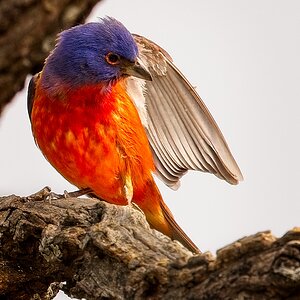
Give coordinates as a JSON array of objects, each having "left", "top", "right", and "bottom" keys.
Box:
[{"left": 105, "top": 52, "right": 121, "bottom": 65}]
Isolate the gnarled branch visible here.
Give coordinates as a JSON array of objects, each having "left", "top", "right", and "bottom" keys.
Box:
[
  {"left": 0, "top": 189, "right": 300, "bottom": 299},
  {"left": 0, "top": 0, "right": 102, "bottom": 113}
]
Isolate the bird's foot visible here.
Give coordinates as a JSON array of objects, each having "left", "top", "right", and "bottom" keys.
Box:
[
  {"left": 25, "top": 186, "right": 61, "bottom": 204},
  {"left": 25, "top": 186, "right": 52, "bottom": 201},
  {"left": 48, "top": 187, "right": 93, "bottom": 201},
  {"left": 25, "top": 187, "right": 93, "bottom": 203}
]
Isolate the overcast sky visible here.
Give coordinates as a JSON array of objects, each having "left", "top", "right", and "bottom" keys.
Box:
[{"left": 1, "top": 1, "right": 300, "bottom": 299}]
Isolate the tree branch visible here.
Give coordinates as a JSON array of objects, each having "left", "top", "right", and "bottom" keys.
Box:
[
  {"left": 0, "top": 189, "right": 300, "bottom": 299},
  {"left": 0, "top": 0, "right": 102, "bottom": 113}
]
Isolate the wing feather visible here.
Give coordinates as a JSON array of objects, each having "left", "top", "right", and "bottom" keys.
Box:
[
  {"left": 134, "top": 35, "right": 243, "bottom": 188},
  {"left": 133, "top": 35, "right": 243, "bottom": 188}
]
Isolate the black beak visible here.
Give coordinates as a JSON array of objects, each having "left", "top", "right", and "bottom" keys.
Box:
[{"left": 121, "top": 58, "right": 152, "bottom": 81}]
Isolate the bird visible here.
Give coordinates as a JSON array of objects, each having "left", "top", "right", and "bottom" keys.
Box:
[{"left": 27, "top": 17, "right": 243, "bottom": 253}]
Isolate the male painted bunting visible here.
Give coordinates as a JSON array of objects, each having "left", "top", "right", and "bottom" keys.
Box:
[{"left": 28, "top": 17, "right": 243, "bottom": 253}]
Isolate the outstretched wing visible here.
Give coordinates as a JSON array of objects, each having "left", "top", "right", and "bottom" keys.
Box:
[
  {"left": 133, "top": 34, "right": 243, "bottom": 189},
  {"left": 27, "top": 73, "right": 41, "bottom": 121}
]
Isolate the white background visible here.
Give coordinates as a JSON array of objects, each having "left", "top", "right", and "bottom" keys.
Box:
[{"left": 1, "top": 1, "right": 299, "bottom": 299}]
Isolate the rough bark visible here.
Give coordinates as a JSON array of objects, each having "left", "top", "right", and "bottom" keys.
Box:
[
  {"left": 0, "top": 188, "right": 300, "bottom": 299},
  {"left": 0, "top": 0, "right": 102, "bottom": 113}
]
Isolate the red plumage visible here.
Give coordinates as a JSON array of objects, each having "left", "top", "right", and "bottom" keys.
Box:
[
  {"left": 31, "top": 77, "right": 198, "bottom": 251},
  {"left": 32, "top": 79, "right": 155, "bottom": 203}
]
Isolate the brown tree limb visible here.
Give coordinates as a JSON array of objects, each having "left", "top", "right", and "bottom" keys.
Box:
[
  {"left": 0, "top": 189, "right": 300, "bottom": 299},
  {"left": 0, "top": 0, "right": 102, "bottom": 113}
]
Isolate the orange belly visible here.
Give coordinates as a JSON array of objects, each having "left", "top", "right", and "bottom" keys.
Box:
[{"left": 31, "top": 80, "right": 155, "bottom": 205}]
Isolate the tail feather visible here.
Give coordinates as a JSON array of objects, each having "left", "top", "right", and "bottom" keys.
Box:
[
  {"left": 160, "top": 200, "right": 200, "bottom": 253},
  {"left": 134, "top": 179, "right": 200, "bottom": 253}
]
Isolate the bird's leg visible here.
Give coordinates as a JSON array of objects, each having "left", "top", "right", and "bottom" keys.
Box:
[{"left": 62, "top": 187, "right": 93, "bottom": 198}]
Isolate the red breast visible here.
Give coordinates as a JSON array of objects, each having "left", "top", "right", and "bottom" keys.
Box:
[{"left": 31, "top": 78, "right": 155, "bottom": 205}]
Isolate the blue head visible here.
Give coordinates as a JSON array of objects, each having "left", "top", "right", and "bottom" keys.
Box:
[{"left": 41, "top": 17, "right": 151, "bottom": 95}]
